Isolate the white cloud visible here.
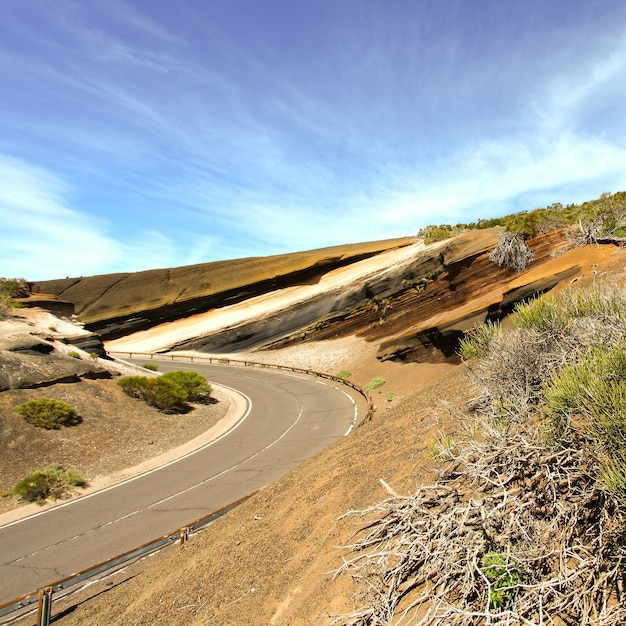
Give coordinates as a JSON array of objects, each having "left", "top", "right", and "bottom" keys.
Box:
[{"left": 0, "top": 155, "right": 183, "bottom": 280}]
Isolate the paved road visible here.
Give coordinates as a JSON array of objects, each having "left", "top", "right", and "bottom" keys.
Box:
[{"left": 0, "top": 362, "right": 359, "bottom": 605}]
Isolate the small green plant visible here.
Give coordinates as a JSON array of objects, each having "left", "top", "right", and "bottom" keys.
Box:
[
  {"left": 217, "top": 358, "right": 230, "bottom": 364},
  {"left": 365, "top": 376, "right": 386, "bottom": 390},
  {"left": 386, "top": 392, "right": 394, "bottom": 402},
  {"left": 15, "top": 398, "right": 81, "bottom": 429},
  {"left": 67, "top": 350, "right": 81, "bottom": 359},
  {"left": 426, "top": 432, "right": 458, "bottom": 461},
  {"left": 12, "top": 464, "right": 86, "bottom": 504},
  {"left": 143, "top": 362, "right": 159, "bottom": 371},
  {"left": 48, "top": 326, "right": 57, "bottom": 332},
  {"left": 335, "top": 370, "right": 352, "bottom": 380},
  {"left": 480, "top": 551, "right": 524, "bottom": 610},
  {"left": 458, "top": 320, "right": 501, "bottom": 360}
]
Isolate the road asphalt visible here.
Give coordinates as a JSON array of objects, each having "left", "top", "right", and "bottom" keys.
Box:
[{"left": 0, "top": 362, "right": 360, "bottom": 606}]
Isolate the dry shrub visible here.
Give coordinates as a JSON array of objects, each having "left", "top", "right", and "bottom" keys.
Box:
[
  {"left": 332, "top": 282, "right": 626, "bottom": 625},
  {"left": 489, "top": 232, "right": 533, "bottom": 272}
]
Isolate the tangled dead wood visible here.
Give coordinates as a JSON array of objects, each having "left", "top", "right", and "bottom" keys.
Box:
[{"left": 332, "top": 426, "right": 626, "bottom": 625}]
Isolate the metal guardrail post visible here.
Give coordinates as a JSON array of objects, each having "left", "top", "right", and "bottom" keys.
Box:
[
  {"left": 36, "top": 587, "right": 52, "bottom": 626},
  {"left": 179, "top": 527, "right": 190, "bottom": 545}
]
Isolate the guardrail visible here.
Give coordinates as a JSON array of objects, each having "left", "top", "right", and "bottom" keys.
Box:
[
  {"left": 0, "top": 353, "right": 373, "bottom": 624},
  {"left": 0, "top": 493, "right": 254, "bottom": 624},
  {"left": 111, "top": 351, "right": 375, "bottom": 423}
]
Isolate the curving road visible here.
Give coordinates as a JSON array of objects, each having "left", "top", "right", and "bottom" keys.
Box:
[{"left": 0, "top": 362, "right": 359, "bottom": 606}]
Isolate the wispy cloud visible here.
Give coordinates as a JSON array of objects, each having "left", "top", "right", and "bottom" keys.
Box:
[
  {"left": 2, "top": 1, "right": 626, "bottom": 279},
  {"left": 0, "top": 155, "right": 183, "bottom": 279}
]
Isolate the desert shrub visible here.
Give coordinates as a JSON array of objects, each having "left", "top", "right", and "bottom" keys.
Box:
[
  {"left": 333, "top": 281, "right": 626, "bottom": 624},
  {"left": 67, "top": 350, "right": 81, "bottom": 359},
  {"left": 465, "top": 283, "right": 626, "bottom": 422},
  {"left": 419, "top": 224, "right": 453, "bottom": 244},
  {"left": 0, "top": 277, "right": 28, "bottom": 298},
  {"left": 117, "top": 374, "right": 190, "bottom": 413},
  {"left": 489, "top": 232, "right": 534, "bottom": 272},
  {"left": 458, "top": 320, "right": 501, "bottom": 360},
  {"left": 426, "top": 432, "right": 458, "bottom": 461},
  {"left": 117, "top": 375, "right": 150, "bottom": 399},
  {"left": 143, "top": 362, "right": 159, "bottom": 371},
  {"left": 0, "top": 294, "right": 11, "bottom": 318},
  {"left": 13, "top": 464, "right": 86, "bottom": 504},
  {"left": 335, "top": 370, "right": 352, "bottom": 380},
  {"left": 365, "top": 376, "right": 386, "bottom": 390},
  {"left": 141, "top": 377, "right": 189, "bottom": 413},
  {"left": 15, "top": 398, "right": 81, "bottom": 429},
  {"left": 160, "top": 370, "right": 212, "bottom": 403},
  {"left": 543, "top": 344, "right": 626, "bottom": 506}
]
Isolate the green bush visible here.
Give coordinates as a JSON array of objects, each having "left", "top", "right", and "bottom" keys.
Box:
[
  {"left": 365, "top": 376, "right": 386, "bottom": 390},
  {"left": 141, "top": 377, "right": 189, "bottom": 413},
  {"left": 117, "top": 375, "right": 189, "bottom": 413},
  {"left": 160, "top": 370, "right": 212, "bottom": 403},
  {"left": 67, "top": 350, "right": 81, "bottom": 359},
  {"left": 117, "top": 370, "right": 211, "bottom": 412},
  {"left": 0, "top": 277, "right": 28, "bottom": 298},
  {"left": 12, "top": 464, "right": 86, "bottom": 504},
  {"left": 116, "top": 375, "right": 149, "bottom": 399},
  {"left": 335, "top": 370, "right": 352, "bottom": 380},
  {"left": 544, "top": 345, "right": 626, "bottom": 474},
  {"left": 15, "top": 398, "right": 81, "bottom": 429},
  {"left": 143, "top": 362, "right": 159, "bottom": 371}
]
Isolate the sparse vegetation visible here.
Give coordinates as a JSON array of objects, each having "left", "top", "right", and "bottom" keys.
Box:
[
  {"left": 15, "top": 398, "right": 82, "bottom": 429},
  {"left": 12, "top": 464, "right": 86, "bottom": 504},
  {"left": 335, "top": 370, "right": 352, "bottom": 380},
  {"left": 334, "top": 282, "right": 626, "bottom": 624},
  {"left": 0, "top": 294, "right": 11, "bottom": 318},
  {"left": 418, "top": 224, "right": 454, "bottom": 244},
  {"left": 143, "top": 362, "right": 159, "bottom": 371},
  {"left": 67, "top": 350, "right": 81, "bottom": 359},
  {"left": 365, "top": 376, "right": 385, "bottom": 390},
  {"left": 0, "top": 277, "right": 28, "bottom": 298},
  {"left": 458, "top": 320, "right": 501, "bottom": 360}
]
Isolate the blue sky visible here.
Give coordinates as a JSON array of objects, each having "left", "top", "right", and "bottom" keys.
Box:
[{"left": 2, "top": 0, "right": 626, "bottom": 280}]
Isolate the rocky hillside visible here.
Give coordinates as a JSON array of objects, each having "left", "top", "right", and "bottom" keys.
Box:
[
  {"left": 33, "top": 238, "right": 416, "bottom": 340},
  {"left": 54, "top": 228, "right": 616, "bottom": 368},
  {"left": 6, "top": 228, "right": 626, "bottom": 625}
]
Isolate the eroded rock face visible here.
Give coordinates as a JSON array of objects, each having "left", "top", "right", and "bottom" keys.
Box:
[
  {"left": 0, "top": 326, "right": 111, "bottom": 391},
  {"left": 33, "top": 238, "right": 416, "bottom": 339},
  {"left": 29, "top": 230, "right": 622, "bottom": 364}
]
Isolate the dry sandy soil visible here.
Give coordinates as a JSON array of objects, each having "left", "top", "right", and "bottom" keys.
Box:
[{"left": 5, "top": 240, "right": 626, "bottom": 625}]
